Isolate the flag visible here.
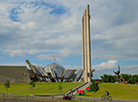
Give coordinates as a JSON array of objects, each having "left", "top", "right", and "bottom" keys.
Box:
[{"left": 54, "top": 58, "right": 56, "bottom": 61}]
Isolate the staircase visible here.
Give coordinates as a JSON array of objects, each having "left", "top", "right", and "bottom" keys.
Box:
[
  {"left": 77, "top": 82, "right": 91, "bottom": 90},
  {"left": 65, "top": 82, "right": 92, "bottom": 95}
]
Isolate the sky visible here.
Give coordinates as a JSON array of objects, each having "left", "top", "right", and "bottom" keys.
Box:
[{"left": 0, "top": 0, "right": 138, "bottom": 79}]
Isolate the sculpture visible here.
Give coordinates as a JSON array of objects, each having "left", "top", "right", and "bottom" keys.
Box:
[
  {"left": 113, "top": 65, "right": 120, "bottom": 83},
  {"left": 119, "top": 75, "right": 124, "bottom": 83}
]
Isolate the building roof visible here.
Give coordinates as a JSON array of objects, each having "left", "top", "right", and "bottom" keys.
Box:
[{"left": 44, "top": 63, "right": 65, "bottom": 73}]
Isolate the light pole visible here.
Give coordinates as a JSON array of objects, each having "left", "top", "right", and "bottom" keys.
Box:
[{"left": 22, "top": 73, "right": 26, "bottom": 82}]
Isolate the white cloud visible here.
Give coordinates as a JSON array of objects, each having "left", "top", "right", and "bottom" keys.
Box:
[
  {"left": 64, "top": 65, "right": 82, "bottom": 70},
  {"left": 92, "top": 60, "right": 138, "bottom": 79},
  {"left": 91, "top": 1, "right": 138, "bottom": 60},
  {"left": 121, "top": 65, "right": 138, "bottom": 74},
  {"left": 0, "top": 62, "right": 27, "bottom": 66},
  {"left": 0, "top": 0, "right": 138, "bottom": 61},
  {"left": 92, "top": 60, "right": 117, "bottom": 71},
  {"left": 36, "top": 53, "right": 68, "bottom": 62}
]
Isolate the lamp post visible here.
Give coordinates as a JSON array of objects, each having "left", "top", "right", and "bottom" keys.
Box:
[{"left": 22, "top": 73, "right": 26, "bottom": 82}]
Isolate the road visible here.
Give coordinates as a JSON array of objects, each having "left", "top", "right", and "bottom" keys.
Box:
[
  {"left": 0, "top": 95, "right": 138, "bottom": 102},
  {"left": 74, "top": 97, "right": 138, "bottom": 102}
]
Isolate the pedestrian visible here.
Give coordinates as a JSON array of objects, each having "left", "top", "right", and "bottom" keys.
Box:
[{"left": 70, "top": 89, "right": 73, "bottom": 96}]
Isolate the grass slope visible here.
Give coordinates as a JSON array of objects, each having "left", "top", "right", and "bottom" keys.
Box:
[
  {"left": 85, "top": 83, "right": 138, "bottom": 100},
  {"left": 0, "top": 82, "right": 83, "bottom": 95}
]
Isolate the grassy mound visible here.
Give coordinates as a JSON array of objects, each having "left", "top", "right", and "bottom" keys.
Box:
[{"left": 85, "top": 83, "right": 138, "bottom": 100}]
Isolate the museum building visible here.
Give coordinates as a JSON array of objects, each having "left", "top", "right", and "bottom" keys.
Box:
[{"left": 0, "top": 60, "right": 83, "bottom": 83}]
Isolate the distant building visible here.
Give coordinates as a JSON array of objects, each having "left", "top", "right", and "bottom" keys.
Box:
[
  {"left": 0, "top": 60, "right": 84, "bottom": 83},
  {"left": 0, "top": 66, "right": 30, "bottom": 83},
  {"left": 26, "top": 60, "right": 83, "bottom": 82}
]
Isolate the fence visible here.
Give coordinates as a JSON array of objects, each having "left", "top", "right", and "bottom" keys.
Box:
[{"left": 0, "top": 94, "right": 108, "bottom": 102}]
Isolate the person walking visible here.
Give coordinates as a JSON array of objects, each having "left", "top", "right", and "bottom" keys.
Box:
[{"left": 70, "top": 89, "right": 73, "bottom": 97}]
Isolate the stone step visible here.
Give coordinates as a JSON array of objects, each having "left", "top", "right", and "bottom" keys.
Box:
[{"left": 65, "top": 82, "right": 92, "bottom": 95}]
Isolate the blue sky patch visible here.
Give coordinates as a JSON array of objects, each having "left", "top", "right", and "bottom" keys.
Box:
[
  {"left": 49, "top": 6, "right": 67, "bottom": 15},
  {"left": 31, "top": 1, "right": 67, "bottom": 15},
  {"left": 9, "top": 8, "right": 20, "bottom": 22},
  {"left": 9, "top": 1, "right": 67, "bottom": 22}
]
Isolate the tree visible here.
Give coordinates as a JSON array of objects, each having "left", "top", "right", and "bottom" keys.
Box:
[
  {"left": 57, "top": 82, "right": 63, "bottom": 95},
  {"left": 101, "top": 74, "right": 109, "bottom": 82},
  {"left": 29, "top": 80, "right": 35, "bottom": 95},
  {"left": 122, "top": 74, "right": 129, "bottom": 81},
  {"left": 100, "top": 74, "right": 117, "bottom": 83},
  {"left": 133, "top": 75, "right": 138, "bottom": 83},
  {"left": 100, "top": 74, "right": 138, "bottom": 84},
  {"left": 89, "top": 80, "right": 99, "bottom": 101},
  {"left": 4, "top": 80, "right": 10, "bottom": 94}
]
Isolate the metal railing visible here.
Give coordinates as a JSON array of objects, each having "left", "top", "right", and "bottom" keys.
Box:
[{"left": 0, "top": 93, "right": 105, "bottom": 102}]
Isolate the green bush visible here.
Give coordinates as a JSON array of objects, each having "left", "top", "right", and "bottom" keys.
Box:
[{"left": 100, "top": 74, "right": 138, "bottom": 84}]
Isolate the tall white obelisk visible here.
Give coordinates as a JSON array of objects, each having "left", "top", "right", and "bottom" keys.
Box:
[{"left": 82, "top": 5, "right": 91, "bottom": 82}]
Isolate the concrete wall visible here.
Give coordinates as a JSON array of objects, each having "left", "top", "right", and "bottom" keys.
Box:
[{"left": 0, "top": 66, "right": 30, "bottom": 83}]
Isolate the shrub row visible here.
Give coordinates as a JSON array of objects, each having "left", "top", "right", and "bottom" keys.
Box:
[{"left": 100, "top": 74, "right": 138, "bottom": 84}]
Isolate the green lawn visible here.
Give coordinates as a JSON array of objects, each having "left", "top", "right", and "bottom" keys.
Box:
[
  {"left": 0, "top": 82, "right": 83, "bottom": 95},
  {"left": 0, "top": 82, "right": 138, "bottom": 100},
  {"left": 85, "top": 83, "right": 138, "bottom": 100}
]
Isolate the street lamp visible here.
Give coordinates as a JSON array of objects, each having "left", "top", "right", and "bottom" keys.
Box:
[{"left": 22, "top": 73, "right": 26, "bottom": 82}]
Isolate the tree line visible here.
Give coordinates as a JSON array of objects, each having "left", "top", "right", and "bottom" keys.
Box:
[{"left": 100, "top": 74, "right": 138, "bottom": 84}]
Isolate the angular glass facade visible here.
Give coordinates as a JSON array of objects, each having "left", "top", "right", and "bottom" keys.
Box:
[{"left": 26, "top": 60, "right": 83, "bottom": 82}]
